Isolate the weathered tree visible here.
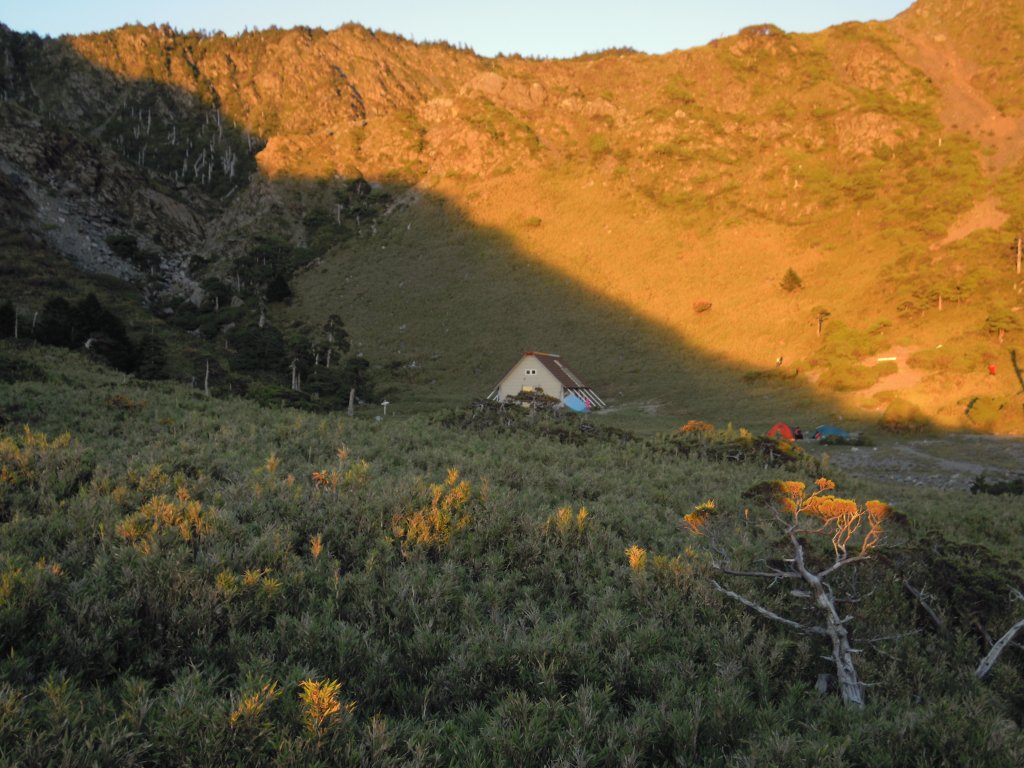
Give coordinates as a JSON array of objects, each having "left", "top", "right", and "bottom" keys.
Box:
[
  {"left": 321, "top": 314, "right": 350, "bottom": 368},
  {"left": 685, "top": 479, "right": 891, "bottom": 707},
  {"left": 985, "top": 308, "right": 1020, "bottom": 345},
  {"left": 812, "top": 306, "right": 831, "bottom": 337}
]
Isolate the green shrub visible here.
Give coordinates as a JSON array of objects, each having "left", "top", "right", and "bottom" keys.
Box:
[
  {"left": 819, "top": 362, "right": 880, "bottom": 391},
  {"left": 880, "top": 397, "right": 930, "bottom": 432},
  {"left": 780, "top": 268, "right": 803, "bottom": 292},
  {"left": 814, "top": 321, "right": 886, "bottom": 366},
  {"left": 908, "top": 342, "right": 989, "bottom": 374},
  {"left": 874, "top": 359, "right": 898, "bottom": 377}
]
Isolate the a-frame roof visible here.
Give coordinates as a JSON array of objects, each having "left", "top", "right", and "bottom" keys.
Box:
[
  {"left": 528, "top": 351, "right": 588, "bottom": 389},
  {"left": 492, "top": 351, "right": 605, "bottom": 408}
]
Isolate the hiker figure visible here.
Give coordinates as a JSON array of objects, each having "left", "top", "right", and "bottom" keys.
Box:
[
  {"left": 792, "top": 426, "right": 804, "bottom": 440},
  {"left": 988, "top": 363, "right": 997, "bottom": 376},
  {"left": 775, "top": 355, "right": 783, "bottom": 368}
]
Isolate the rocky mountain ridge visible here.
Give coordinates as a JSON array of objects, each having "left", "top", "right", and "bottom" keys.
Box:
[{"left": 1, "top": 0, "right": 1023, "bottom": 429}]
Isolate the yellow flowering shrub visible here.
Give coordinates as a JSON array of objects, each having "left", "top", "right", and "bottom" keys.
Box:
[
  {"left": 391, "top": 468, "right": 477, "bottom": 558},
  {"left": 116, "top": 486, "right": 212, "bottom": 552}
]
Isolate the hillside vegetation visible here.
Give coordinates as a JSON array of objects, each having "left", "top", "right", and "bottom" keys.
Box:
[
  {"left": 0, "top": 0, "right": 1023, "bottom": 432},
  {"left": 1, "top": 343, "right": 1024, "bottom": 763}
]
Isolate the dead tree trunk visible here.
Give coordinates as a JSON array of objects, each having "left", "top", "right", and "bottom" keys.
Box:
[
  {"left": 976, "top": 591, "right": 1024, "bottom": 680},
  {"left": 791, "top": 534, "right": 865, "bottom": 706},
  {"left": 976, "top": 616, "right": 1024, "bottom": 679},
  {"left": 347, "top": 387, "right": 356, "bottom": 417}
]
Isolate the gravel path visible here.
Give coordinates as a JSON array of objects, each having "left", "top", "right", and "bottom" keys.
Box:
[{"left": 809, "top": 435, "right": 1024, "bottom": 491}]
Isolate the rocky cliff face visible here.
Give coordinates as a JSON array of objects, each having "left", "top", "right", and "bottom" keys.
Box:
[{"left": 5, "top": 3, "right": 1017, "bottom": 288}]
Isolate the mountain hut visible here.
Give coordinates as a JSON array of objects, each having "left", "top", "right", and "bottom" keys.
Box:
[{"left": 489, "top": 351, "right": 605, "bottom": 410}]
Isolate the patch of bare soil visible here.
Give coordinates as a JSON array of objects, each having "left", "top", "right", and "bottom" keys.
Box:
[
  {"left": 859, "top": 346, "right": 927, "bottom": 402},
  {"left": 940, "top": 197, "right": 1010, "bottom": 246}
]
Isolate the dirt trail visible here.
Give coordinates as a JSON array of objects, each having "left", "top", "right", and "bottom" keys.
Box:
[
  {"left": 859, "top": 346, "right": 927, "bottom": 404},
  {"left": 812, "top": 434, "right": 1024, "bottom": 491}
]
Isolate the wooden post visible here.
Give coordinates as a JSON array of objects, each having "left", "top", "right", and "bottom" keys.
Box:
[
  {"left": 347, "top": 387, "right": 355, "bottom": 417},
  {"left": 204, "top": 359, "right": 210, "bottom": 396}
]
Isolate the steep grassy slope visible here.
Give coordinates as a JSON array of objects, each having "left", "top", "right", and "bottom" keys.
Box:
[{"left": 1, "top": 0, "right": 1023, "bottom": 430}]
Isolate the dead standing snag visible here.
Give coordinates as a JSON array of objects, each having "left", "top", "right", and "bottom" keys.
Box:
[{"left": 688, "top": 479, "right": 890, "bottom": 707}]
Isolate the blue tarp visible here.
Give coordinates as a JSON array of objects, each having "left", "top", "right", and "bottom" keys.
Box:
[
  {"left": 814, "top": 425, "right": 850, "bottom": 440},
  {"left": 564, "top": 393, "right": 589, "bottom": 412}
]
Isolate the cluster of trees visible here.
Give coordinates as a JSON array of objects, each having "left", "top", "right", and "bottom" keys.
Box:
[
  {"left": 1, "top": 291, "right": 373, "bottom": 409},
  {"left": 227, "top": 313, "right": 373, "bottom": 406},
  {"left": 0, "top": 294, "right": 165, "bottom": 377}
]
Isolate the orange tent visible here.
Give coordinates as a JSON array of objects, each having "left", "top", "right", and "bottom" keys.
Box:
[{"left": 767, "top": 422, "right": 796, "bottom": 440}]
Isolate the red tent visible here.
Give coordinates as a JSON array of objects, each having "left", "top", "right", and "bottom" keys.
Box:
[{"left": 767, "top": 422, "right": 796, "bottom": 440}]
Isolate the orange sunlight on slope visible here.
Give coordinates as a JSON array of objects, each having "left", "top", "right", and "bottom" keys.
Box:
[{"left": 429, "top": 169, "right": 833, "bottom": 370}]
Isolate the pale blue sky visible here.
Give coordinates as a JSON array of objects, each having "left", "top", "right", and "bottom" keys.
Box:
[{"left": 3, "top": 1, "right": 915, "bottom": 59}]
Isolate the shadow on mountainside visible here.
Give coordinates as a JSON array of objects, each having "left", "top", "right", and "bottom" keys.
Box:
[
  {"left": 285, "top": 181, "right": 870, "bottom": 432},
  {"left": 2, "top": 26, "right": 1021, "bottom": 436}
]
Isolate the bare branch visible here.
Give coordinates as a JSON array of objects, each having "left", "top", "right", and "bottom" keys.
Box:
[
  {"left": 710, "top": 580, "right": 827, "bottom": 636},
  {"left": 902, "top": 580, "right": 946, "bottom": 635},
  {"left": 835, "top": 589, "right": 876, "bottom": 604},
  {"left": 860, "top": 629, "right": 921, "bottom": 646},
  {"left": 818, "top": 555, "right": 872, "bottom": 579},
  {"left": 714, "top": 564, "right": 800, "bottom": 580},
  {"left": 976, "top": 615, "right": 1024, "bottom": 680}
]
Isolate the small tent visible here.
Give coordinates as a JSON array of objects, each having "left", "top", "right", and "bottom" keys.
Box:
[
  {"left": 767, "top": 422, "right": 799, "bottom": 440},
  {"left": 814, "top": 425, "right": 851, "bottom": 440},
  {"left": 563, "top": 393, "right": 589, "bottom": 412}
]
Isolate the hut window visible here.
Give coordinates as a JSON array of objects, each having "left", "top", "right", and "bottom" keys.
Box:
[{"left": 525, "top": 368, "right": 537, "bottom": 375}]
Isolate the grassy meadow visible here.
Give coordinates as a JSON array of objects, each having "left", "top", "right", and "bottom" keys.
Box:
[{"left": 2, "top": 342, "right": 1024, "bottom": 765}]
